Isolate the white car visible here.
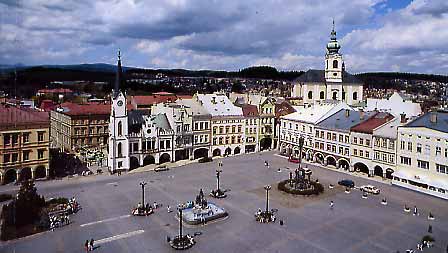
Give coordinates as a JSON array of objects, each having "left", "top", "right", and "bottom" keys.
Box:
[{"left": 360, "top": 185, "right": 380, "bottom": 195}]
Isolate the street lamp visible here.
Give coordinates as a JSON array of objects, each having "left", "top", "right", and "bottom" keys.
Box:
[
  {"left": 216, "top": 169, "right": 222, "bottom": 193},
  {"left": 264, "top": 185, "right": 271, "bottom": 213},
  {"left": 298, "top": 136, "right": 304, "bottom": 168},
  {"left": 140, "top": 181, "right": 147, "bottom": 206}
]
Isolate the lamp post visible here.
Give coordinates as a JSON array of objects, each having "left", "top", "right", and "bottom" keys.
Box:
[
  {"left": 216, "top": 169, "right": 222, "bottom": 193},
  {"left": 298, "top": 136, "right": 304, "bottom": 169},
  {"left": 140, "top": 181, "right": 147, "bottom": 206},
  {"left": 179, "top": 208, "right": 183, "bottom": 242},
  {"left": 264, "top": 185, "right": 271, "bottom": 213}
]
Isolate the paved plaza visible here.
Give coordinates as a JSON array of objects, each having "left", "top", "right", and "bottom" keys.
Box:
[{"left": 1, "top": 151, "right": 447, "bottom": 252}]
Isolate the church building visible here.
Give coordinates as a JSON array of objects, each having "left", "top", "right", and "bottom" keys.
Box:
[{"left": 291, "top": 22, "right": 364, "bottom": 106}]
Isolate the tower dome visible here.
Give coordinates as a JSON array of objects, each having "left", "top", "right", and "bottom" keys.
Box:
[{"left": 326, "top": 20, "right": 340, "bottom": 54}]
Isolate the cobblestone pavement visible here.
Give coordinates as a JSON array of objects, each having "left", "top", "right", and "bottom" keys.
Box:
[{"left": 1, "top": 151, "right": 447, "bottom": 253}]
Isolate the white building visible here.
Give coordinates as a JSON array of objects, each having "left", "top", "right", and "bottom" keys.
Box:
[
  {"left": 291, "top": 23, "right": 363, "bottom": 106},
  {"left": 366, "top": 92, "right": 422, "bottom": 117},
  {"left": 394, "top": 111, "right": 448, "bottom": 199},
  {"left": 195, "top": 93, "right": 245, "bottom": 156},
  {"left": 279, "top": 101, "right": 351, "bottom": 160}
]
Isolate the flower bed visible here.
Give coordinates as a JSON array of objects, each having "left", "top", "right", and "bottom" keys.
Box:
[{"left": 277, "top": 179, "right": 324, "bottom": 196}]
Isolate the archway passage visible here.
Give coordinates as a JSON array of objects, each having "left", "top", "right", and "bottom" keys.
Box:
[
  {"left": 143, "top": 155, "right": 155, "bottom": 166},
  {"left": 260, "top": 138, "right": 272, "bottom": 151},
  {"left": 35, "top": 166, "right": 47, "bottom": 179},
  {"left": 245, "top": 145, "right": 256, "bottom": 153},
  {"left": 234, "top": 147, "right": 241, "bottom": 155},
  {"left": 354, "top": 162, "right": 369, "bottom": 175},
  {"left": 374, "top": 165, "right": 383, "bottom": 177},
  {"left": 386, "top": 168, "right": 394, "bottom": 180},
  {"left": 130, "top": 156, "right": 139, "bottom": 170},
  {"left": 338, "top": 159, "right": 349, "bottom": 170},
  {"left": 212, "top": 148, "right": 221, "bottom": 157},
  {"left": 315, "top": 153, "right": 324, "bottom": 164},
  {"left": 224, "top": 147, "right": 232, "bottom": 156},
  {"left": 194, "top": 148, "right": 208, "bottom": 159},
  {"left": 326, "top": 156, "right": 337, "bottom": 167},
  {"left": 4, "top": 169, "right": 17, "bottom": 184},
  {"left": 159, "top": 153, "right": 171, "bottom": 164},
  {"left": 20, "top": 167, "right": 32, "bottom": 181},
  {"left": 175, "top": 150, "right": 189, "bottom": 161}
]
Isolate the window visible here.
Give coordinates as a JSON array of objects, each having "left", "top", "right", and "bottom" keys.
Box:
[
  {"left": 353, "top": 137, "right": 357, "bottom": 144},
  {"left": 118, "top": 161, "right": 122, "bottom": 168},
  {"left": 327, "top": 133, "right": 331, "bottom": 140},
  {"left": 417, "top": 160, "right": 429, "bottom": 170},
  {"left": 339, "top": 134, "right": 343, "bottom": 142},
  {"left": 4, "top": 134, "right": 10, "bottom": 145},
  {"left": 354, "top": 149, "right": 358, "bottom": 156},
  {"left": 400, "top": 141, "right": 405, "bottom": 150},
  {"left": 23, "top": 151, "right": 30, "bottom": 161},
  {"left": 166, "top": 140, "right": 171, "bottom": 149},
  {"left": 360, "top": 138, "right": 364, "bottom": 145},
  {"left": 400, "top": 156, "right": 411, "bottom": 165},
  {"left": 353, "top": 92, "right": 358, "bottom": 101},
  {"left": 315, "top": 130, "right": 319, "bottom": 138},
  {"left": 389, "top": 141, "right": 395, "bottom": 150},
  {"left": 213, "top": 127, "right": 217, "bottom": 134},
  {"left": 133, "top": 143, "right": 138, "bottom": 152},
  {"left": 12, "top": 134, "right": 18, "bottom": 145},
  {"left": 308, "top": 91, "right": 313, "bottom": 99},
  {"left": 436, "top": 164, "right": 448, "bottom": 175},
  {"left": 375, "top": 138, "right": 380, "bottom": 147},
  {"left": 407, "top": 142, "right": 412, "bottom": 151},
  {"left": 417, "top": 143, "right": 422, "bottom": 153},
  {"left": 436, "top": 146, "right": 441, "bottom": 156},
  {"left": 12, "top": 153, "right": 18, "bottom": 162},
  {"left": 23, "top": 133, "right": 30, "bottom": 143},
  {"left": 359, "top": 150, "right": 364, "bottom": 157},
  {"left": 445, "top": 148, "right": 448, "bottom": 158},
  {"left": 38, "top": 149, "right": 44, "bottom": 159},
  {"left": 366, "top": 139, "right": 371, "bottom": 146},
  {"left": 333, "top": 60, "right": 338, "bottom": 69},
  {"left": 332, "top": 133, "right": 336, "bottom": 141},
  {"left": 238, "top": 126, "right": 242, "bottom": 133},
  {"left": 118, "top": 143, "right": 122, "bottom": 156},
  {"left": 320, "top": 91, "right": 325, "bottom": 99},
  {"left": 345, "top": 136, "right": 349, "bottom": 143},
  {"left": 345, "top": 148, "right": 349, "bottom": 156},
  {"left": 118, "top": 121, "right": 122, "bottom": 136}
]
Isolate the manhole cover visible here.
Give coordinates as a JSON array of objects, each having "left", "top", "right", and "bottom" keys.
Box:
[{"left": 193, "top": 232, "right": 202, "bottom": 236}]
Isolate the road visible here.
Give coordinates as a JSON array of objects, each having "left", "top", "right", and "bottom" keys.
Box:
[{"left": 1, "top": 151, "right": 447, "bottom": 253}]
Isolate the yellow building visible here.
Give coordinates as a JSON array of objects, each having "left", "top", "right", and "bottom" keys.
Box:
[{"left": 0, "top": 105, "right": 50, "bottom": 184}]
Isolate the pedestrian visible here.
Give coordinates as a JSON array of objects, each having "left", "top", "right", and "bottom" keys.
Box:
[
  {"left": 153, "top": 201, "right": 158, "bottom": 209},
  {"left": 85, "top": 240, "right": 89, "bottom": 252},
  {"left": 89, "top": 238, "right": 94, "bottom": 251},
  {"left": 167, "top": 205, "right": 171, "bottom": 213},
  {"left": 330, "top": 200, "right": 334, "bottom": 210},
  {"left": 279, "top": 220, "right": 284, "bottom": 226},
  {"left": 428, "top": 224, "right": 432, "bottom": 233},
  {"left": 167, "top": 235, "right": 171, "bottom": 243}
]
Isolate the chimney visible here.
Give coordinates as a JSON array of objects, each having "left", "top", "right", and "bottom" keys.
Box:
[
  {"left": 430, "top": 112, "right": 437, "bottom": 123},
  {"left": 359, "top": 109, "right": 364, "bottom": 120},
  {"left": 345, "top": 109, "right": 350, "bottom": 117},
  {"left": 400, "top": 113, "right": 406, "bottom": 123}
]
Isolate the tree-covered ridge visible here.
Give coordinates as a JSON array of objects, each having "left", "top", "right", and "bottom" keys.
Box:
[{"left": 356, "top": 72, "right": 448, "bottom": 87}]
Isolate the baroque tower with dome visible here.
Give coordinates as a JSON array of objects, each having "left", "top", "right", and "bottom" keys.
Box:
[{"left": 291, "top": 22, "right": 363, "bottom": 106}]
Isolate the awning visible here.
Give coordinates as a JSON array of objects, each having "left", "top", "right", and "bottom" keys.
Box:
[{"left": 393, "top": 170, "right": 447, "bottom": 189}]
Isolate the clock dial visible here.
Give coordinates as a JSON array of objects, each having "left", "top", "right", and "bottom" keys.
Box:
[{"left": 117, "top": 101, "right": 123, "bottom": 106}]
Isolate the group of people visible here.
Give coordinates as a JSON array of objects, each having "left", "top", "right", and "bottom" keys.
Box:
[
  {"left": 255, "top": 208, "right": 276, "bottom": 223},
  {"left": 84, "top": 239, "right": 95, "bottom": 252},
  {"left": 49, "top": 214, "right": 70, "bottom": 231},
  {"left": 133, "top": 202, "right": 154, "bottom": 216}
]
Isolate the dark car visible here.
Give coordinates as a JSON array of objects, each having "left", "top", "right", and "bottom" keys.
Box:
[
  {"left": 338, "top": 179, "right": 355, "bottom": 188},
  {"left": 198, "top": 157, "right": 213, "bottom": 163}
]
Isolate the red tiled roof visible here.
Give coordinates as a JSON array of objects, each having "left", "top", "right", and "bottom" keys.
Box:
[
  {"left": 0, "top": 105, "right": 49, "bottom": 127},
  {"left": 350, "top": 112, "right": 395, "bottom": 134},
  {"left": 58, "top": 102, "right": 111, "bottom": 116},
  {"left": 132, "top": 94, "right": 178, "bottom": 106},
  {"left": 40, "top": 100, "right": 57, "bottom": 112},
  {"left": 152, "top": 92, "right": 174, "bottom": 95},
  {"left": 37, "top": 88, "right": 73, "bottom": 94},
  {"left": 176, "top": 95, "right": 193, "bottom": 99},
  {"left": 241, "top": 104, "right": 259, "bottom": 117}
]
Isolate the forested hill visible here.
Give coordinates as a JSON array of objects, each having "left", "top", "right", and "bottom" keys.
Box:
[{"left": 356, "top": 72, "right": 448, "bottom": 88}]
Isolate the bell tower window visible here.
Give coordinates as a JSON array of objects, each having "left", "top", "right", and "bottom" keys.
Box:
[
  {"left": 118, "top": 121, "right": 122, "bottom": 136},
  {"left": 333, "top": 60, "right": 338, "bottom": 69},
  {"left": 320, "top": 91, "right": 325, "bottom": 99},
  {"left": 307, "top": 91, "right": 313, "bottom": 99}
]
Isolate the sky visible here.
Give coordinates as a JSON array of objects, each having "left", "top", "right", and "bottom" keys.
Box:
[{"left": 1, "top": 0, "right": 448, "bottom": 74}]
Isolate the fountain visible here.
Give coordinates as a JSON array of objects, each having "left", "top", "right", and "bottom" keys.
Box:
[{"left": 178, "top": 189, "right": 228, "bottom": 225}]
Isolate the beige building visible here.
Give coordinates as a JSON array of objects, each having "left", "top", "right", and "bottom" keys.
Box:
[
  {"left": 50, "top": 102, "right": 110, "bottom": 153},
  {"left": 0, "top": 105, "right": 50, "bottom": 184}
]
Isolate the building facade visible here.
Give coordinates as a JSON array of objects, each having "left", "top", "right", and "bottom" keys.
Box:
[{"left": 0, "top": 105, "right": 50, "bottom": 184}]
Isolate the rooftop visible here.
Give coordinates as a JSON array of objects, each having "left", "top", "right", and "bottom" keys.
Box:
[
  {"left": 0, "top": 105, "right": 49, "bottom": 128},
  {"left": 317, "top": 109, "right": 375, "bottom": 132},
  {"left": 403, "top": 111, "right": 448, "bottom": 133},
  {"left": 281, "top": 102, "right": 351, "bottom": 124},
  {"left": 57, "top": 102, "right": 111, "bottom": 116},
  {"left": 351, "top": 112, "right": 395, "bottom": 134},
  {"left": 294, "top": 69, "right": 362, "bottom": 84},
  {"left": 196, "top": 93, "right": 243, "bottom": 117},
  {"left": 241, "top": 104, "right": 259, "bottom": 117}
]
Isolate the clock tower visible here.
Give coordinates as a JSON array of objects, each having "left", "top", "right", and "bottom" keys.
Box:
[
  {"left": 108, "top": 50, "right": 130, "bottom": 172},
  {"left": 325, "top": 20, "right": 343, "bottom": 83}
]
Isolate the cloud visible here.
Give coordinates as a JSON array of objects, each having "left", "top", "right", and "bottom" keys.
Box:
[{"left": 1, "top": 0, "right": 448, "bottom": 74}]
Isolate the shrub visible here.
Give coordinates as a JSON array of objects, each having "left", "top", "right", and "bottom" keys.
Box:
[
  {"left": 421, "top": 235, "right": 435, "bottom": 243},
  {"left": 0, "top": 193, "right": 12, "bottom": 203}
]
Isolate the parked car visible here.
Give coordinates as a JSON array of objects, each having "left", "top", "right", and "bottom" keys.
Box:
[
  {"left": 154, "top": 165, "right": 169, "bottom": 172},
  {"left": 338, "top": 179, "right": 355, "bottom": 188},
  {"left": 288, "top": 157, "right": 300, "bottom": 163},
  {"left": 198, "top": 157, "right": 213, "bottom": 163},
  {"left": 360, "top": 185, "right": 380, "bottom": 194}
]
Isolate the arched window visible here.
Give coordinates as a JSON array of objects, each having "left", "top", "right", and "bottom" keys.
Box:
[
  {"left": 118, "top": 121, "right": 122, "bottom": 136},
  {"left": 332, "top": 91, "right": 338, "bottom": 100},
  {"left": 333, "top": 60, "right": 338, "bottom": 69},
  {"left": 118, "top": 142, "right": 122, "bottom": 157},
  {"left": 320, "top": 91, "right": 325, "bottom": 99},
  {"left": 353, "top": 92, "right": 358, "bottom": 101},
  {"left": 307, "top": 91, "right": 313, "bottom": 99}
]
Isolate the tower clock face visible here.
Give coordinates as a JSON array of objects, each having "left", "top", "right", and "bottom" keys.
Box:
[{"left": 117, "top": 100, "right": 123, "bottom": 106}]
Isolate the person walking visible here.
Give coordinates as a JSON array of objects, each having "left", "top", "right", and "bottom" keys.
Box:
[
  {"left": 84, "top": 240, "right": 89, "bottom": 252},
  {"left": 89, "top": 238, "right": 94, "bottom": 251},
  {"left": 330, "top": 200, "right": 334, "bottom": 210}
]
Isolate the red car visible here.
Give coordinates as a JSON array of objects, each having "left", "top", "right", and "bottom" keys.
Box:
[{"left": 288, "top": 157, "right": 300, "bottom": 163}]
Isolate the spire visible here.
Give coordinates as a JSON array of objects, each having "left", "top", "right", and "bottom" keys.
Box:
[
  {"left": 326, "top": 19, "right": 340, "bottom": 54},
  {"left": 114, "top": 49, "right": 123, "bottom": 98},
  {"left": 330, "top": 19, "right": 337, "bottom": 41}
]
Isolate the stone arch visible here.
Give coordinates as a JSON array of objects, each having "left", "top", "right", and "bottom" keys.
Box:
[
  {"left": 4, "top": 169, "right": 17, "bottom": 184},
  {"left": 354, "top": 162, "right": 369, "bottom": 175},
  {"left": 234, "top": 146, "right": 241, "bottom": 154},
  {"left": 325, "top": 155, "right": 337, "bottom": 167},
  {"left": 260, "top": 137, "right": 272, "bottom": 151},
  {"left": 212, "top": 148, "right": 221, "bottom": 157},
  {"left": 35, "top": 165, "right": 47, "bottom": 179},
  {"left": 374, "top": 165, "right": 383, "bottom": 177},
  {"left": 320, "top": 91, "right": 325, "bottom": 99},
  {"left": 19, "top": 167, "right": 32, "bottom": 181},
  {"left": 314, "top": 152, "right": 324, "bottom": 164},
  {"left": 143, "top": 155, "right": 155, "bottom": 166},
  {"left": 194, "top": 148, "right": 209, "bottom": 159},
  {"left": 224, "top": 147, "right": 232, "bottom": 156},
  {"left": 130, "top": 156, "right": 139, "bottom": 170},
  {"left": 307, "top": 91, "right": 313, "bottom": 100},
  {"left": 159, "top": 153, "right": 171, "bottom": 164},
  {"left": 337, "top": 158, "right": 350, "bottom": 170}
]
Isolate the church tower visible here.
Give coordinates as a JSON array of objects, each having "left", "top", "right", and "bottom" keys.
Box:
[
  {"left": 325, "top": 20, "right": 343, "bottom": 83},
  {"left": 108, "top": 50, "right": 130, "bottom": 172}
]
